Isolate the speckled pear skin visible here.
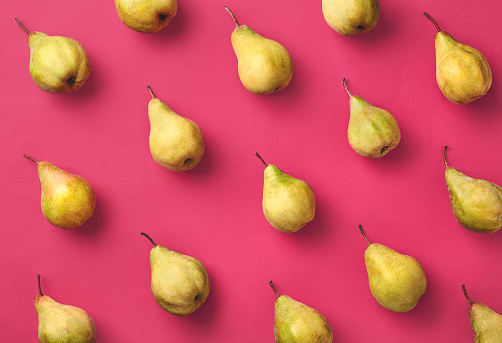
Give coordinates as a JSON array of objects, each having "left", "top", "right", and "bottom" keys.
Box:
[
  {"left": 462, "top": 285, "right": 502, "bottom": 343},
  {"left": 115, "top": 0, "right": 177, "bottom": 33},
  {"left": 270, "top": 281, "right": 333, "bottom": 343},
  {"left": 225, "top": 6, "right": 293, "bottom": 95},
  {"left": 443, "top": 146, "right": 502, "bottom": 233},
  {"left": 424, "top": 13, "right": 492, "bottom": 104},
  {"left": 322, "top": 0, "right": 379, "bottom": 36}
]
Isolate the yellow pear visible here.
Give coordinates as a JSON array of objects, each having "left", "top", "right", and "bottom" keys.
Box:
[
  {"left": 424, "top": 13, "right": 492, "bottom": 104},
  {"left": 35, "top": 275, "right": 97, "bottom": 343},
  {"left": 115, "top": 0, "right": 177, "bottom": 33},
  {"left": 256, "top": 153, "right": 315, "bottom": 233},
  {"left": 147, "top": 86, "right": 204, "bottom": 172},
  {"left": 322, "top": 0, "right": 380, "bottom": 36},
  {"left": 270, "top": 281, "right": 333, "bottom": 343},
  {"left": 24, "top": 154, "right": 95, "bottom": 230},
  {"left": 359, "top": 225, "right": 427, "bottom": 312},
  {"left": 140, "top": 232, "right": 210, "bottom": 316},
  {"left": 224, "top": 6, "right": 293, "bottom": 95},
  {"left": 15, "top": 18, "right": 90, "bottom": 94},
  {"left": 443, "top": 146, "right": 502, "bottom": 233}
]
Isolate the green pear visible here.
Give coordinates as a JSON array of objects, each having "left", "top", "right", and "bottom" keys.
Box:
[
  {"left": 224, "top": 6, "right": 293, "bottom": 95},
  {"left": 140, "top": 232, "right": 210, "bottom": 316},
  {"left": 256, "top": 153, "right": 315, "bottom": 233},
  {"left": 24, "top": 154, "right": 95, "bottom": 230},
  {"left": 270, "top": 281, "right": 333, "bottom": 343},
  {"left": 359, "top": 225, "right": 427, "bottom": 312},
  {"left": 147, "top": 86, "right": 204, "bottom": 172},
  {"left": 35, "top": 275, "right": 97, "bottom": 343},
  {"left": 15, "top": 18, "right": 90, "bottom": 94},
  {"left": 115, "top": 0, "right": 177, "bottom": 33},
  {"left": 443, "top": 146, "right": 502, "bottom": 233},
  {"left": 322, "top": 0, "right": 379, "bottom": 36},
  {"left": 424, "top": 13, "right": 492, "bottom": 104},
  {"left": 344, "top": 79, "right": 401, "bottom": 158},
  {"left": 462, "top": 284, "right": 502, "bottom": 342}
]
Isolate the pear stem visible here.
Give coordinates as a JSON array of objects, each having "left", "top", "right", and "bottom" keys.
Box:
[
  {"left": 255, "top": 152, "right": 268, "bottom": 167},
  {"left": 443, "top": 145, "right": 449, "bottom": 169},
  {"left": 37, "top": 274, "right": 43, "bottom": 296},
  {"left": 224, "top": 6, "right": 240, "bottom": 28},
  {"left": 140, "top": 232, "right": 157, "bottom": 246},
  {"left": 269, "top": 281, "right": 279, "bottom": 298},
  {"left": 23, "top": 154, "right": 38, "bottom": 164},
  {"left": 359, "top": 225, "right": 371, "bottom": 246},
  {"left": 343, "top": 78, "right": 353, "bottom": 98},
  {"left": 15, "top": 18, "right": 31, "bottom": 35},
  {"left": 147, "top": 85, "right": 155, "bottom": 99},
  {"left": 462, "top": 284, "right": 474, "bottom": 306},
  {"left": 423, "top": 13, "right": 441, "bottom": 32}
]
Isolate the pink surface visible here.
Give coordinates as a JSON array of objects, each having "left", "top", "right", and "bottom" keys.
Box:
[{"left": 2, "top": 0, "right": 502, "bottom": 341}]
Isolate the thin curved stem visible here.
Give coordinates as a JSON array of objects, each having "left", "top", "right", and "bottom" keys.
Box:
[
  {"left": 224, "top": 6, "right": 240, "bottom": 28},
  {"left": 255, "top": 152, "right": 268, "bottom": 167},
  {"left": 423, "top": 13, "right": 441, "bottom": 32},
  {"left": 15, "top": 18, "right": 31, "bottom": 35},
  {"left": 443, "top": 145, "right": 448, "bottom": 169},
  {"left": 269, "top": 281, "right": 279, "bottom": 298},
  {"left": 37, "top": 274, "right": 43, "bottom": 296},
  {"left": 140, "top": 232, "right": 157, "bottom": 246},
  {"left": 359, "top": 225, "right": 371, "bottom": 246},
  {"left": 147, "top": 85, "right": 155, "bottom": 99},
  {"left": 462, "top": 284, "right": 474, "bottom": 306},
  {"left": 343, "top": 78, "right": 353, "bottom": 98},
  {"left": 23, "top": 154, "right": 38, "bottom": 164}
]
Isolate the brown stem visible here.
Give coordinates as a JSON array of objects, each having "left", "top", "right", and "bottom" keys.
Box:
[
  {"left": 37, "top": 274, "right": 43, "bottom": 296},
  {"left": 255, "top": 152, "right": 268, "bottom": 167},
  {"left": 359, "top": 225, "right": 371, "bottom": 246},
  {"left": 443, "top": 145, "right": 448, "bottom": 169},
  {"left": 140, "top": 232, "right": 157, "bottom": 246},
  {"left": 224, "top": 6, "right": 240, "bottom": 28},
  {"left": 343, "top": 78, "right": 353, "bottom": 98},
  {"left": 15, "top": 18, "right": 31, "bottom": 35},
  {"left": 269, "top": 281, "right": 279, "bottom": 298},
  {"left": 423, "top": 13, "right": 441, "bottom": 32},
  {"left": 462, "top": 284, "right": 474, "bottom": 306},
  {"left": 147, "top": 85, "right": 155, "bottom": 99},
  {"left": 23, "top": 154, "right": 38, "bottom": 164}
]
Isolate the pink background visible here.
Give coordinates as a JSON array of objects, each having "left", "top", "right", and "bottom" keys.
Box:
[{"left": 2, "top": 0, "right": 502, "bottom": 341}]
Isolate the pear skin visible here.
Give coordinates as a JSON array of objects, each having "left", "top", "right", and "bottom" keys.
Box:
[
  {"left": 140, "top": 233, "right": 210, "bottom": 316},
  {"left": 443, "top": 146, "right": 502, "bottom": 233},
  {"left": 462, "top": 284, "right": 502, "bottom": 342},
  {"left": 359, "top": 225, "right": 427, "bottom": 312},
  {"left": 147, "top": 86, "right": 204, "bottom": 172},
  {"left": 16, "top": 18, "right": 90, "bottom": 94},
  {"left": 115, "top": 0, "right": 177, "bottom": 33},
  {"left": 224, "top": 6, "right": 293, "bottom": 95},
  {"left": 322, "top": 0, "right": 379, "bottom": 36},
  {"left": 344, "top": 79, "right": 401, "bottom": 158},
  {"left": 270, "top": 281, "right": 333, "bottom": 343},
  {"left": 24, "top": 154, "right": 95, "bottom": 230},
  {"left": 256, "top": 153, "right": 315, "bottom": 233},
  {"left": 424, "top": 13, "right": 492, "bottom": 104},
  {"left": 35, "top": 275, "right": 97, "bottom": 343}
]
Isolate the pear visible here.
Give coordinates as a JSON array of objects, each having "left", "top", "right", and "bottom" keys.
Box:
[
  {"left": 256, "top": 152, "right": 315, "bottom": 233},
  {"left": 322, "top": 0, "right": 379, "bottom": 36},
  {"left": 224, "top": 6, "right": 293, "bottom": 95},
  {"left": 15, "top": 18, "right": 90, "bottom": 94},
  {"left": 462, "top": 284, "right": 502, "bottom": 342},
  {"left": 344, "top": 78, "right": 401, "bottom": 158},
  {"left": 270, "top": 281, "right": 333, "bottom": 343},
  {"left": 147, "top": 86, "right": 204, "bottom": 172},
  {"left": 35, "top": 274, "right": 97, "bottom": 343},
  {"left": 443, "top": 146, "right": 502, "bottom": 233},
  {"left": 424, "top": 13, "right": 492, "bottom": 104},
  {"left": 359, "top": 225, "right": 427, "bottom": 312},
  {"left": 115, "top": 0, "right": 177, "bottom": 33},
  {"left": 24, "top": 154, "right": 95, "bottom": 230},
  {"left": 140, "top": 232, "right": 210, "bottom": 316}
]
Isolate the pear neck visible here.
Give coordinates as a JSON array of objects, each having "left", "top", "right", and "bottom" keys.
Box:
[
  {"left": 359, "top": 225, "right": 371, "bottom": 246},
  {"left": 140, "top": 232, "right": 157, "bottom": 247},
  {"left": 269, "top": 281, "right": 280, "bottom": 299},
  {"left": 423, "top": 13, "right": 442, "bottom": 32},
  {"left": 224, "top": 6, "right": 241, "bottom": 28},
  {"left": 23, "top": 154, "right": 39, "bottom": 165},
  {"left": 462, "top": 284, "right": 474, "bottom": 306},
  {"left": 15, "top": 18, "right": 31, "bottom": 35}
]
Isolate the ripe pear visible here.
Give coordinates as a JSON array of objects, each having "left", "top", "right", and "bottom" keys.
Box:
[
  {"left": 322, "top": 0, "right": 379, "bottom": 36},
  {"left": 359, "top": 225, "right": 427, "bottom": 312},
  {"left": 35, "top": 275, "right": 97, "bottom": 343},
  {"left": 224, "top": 6, "right": 293, "bottom": 95},
  {"left": 443, "top": 146, "right": 502, "bottom": 233},
  {"left": 115, "top": 0, "right": 177, "bottom": 33},
  {"left": 462, "top": 284, "right": 502, "bottom": 342},
  {"left": 255, "top": 153, "right": 315, "bottom": 233},
  {"left": 270, "top": 281, "right": 333, "bottom": 343},
  {"left": 147, "top": 86, "right": 204, "bottom": 172},
  {"left": 343, "top": 79, "right": 400, "bottom": 158},
  {"left": 24, "top": 154, "right": 95, "bottom": 230},
  {"left": 140, "top": 232, "right": 210, "bottom": 316},
  {"left": 15, "top": 18, "right": 90, "bottom": 94},
  {"left": 424, "top": 13, "right": 492, "bottom": 104}
]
